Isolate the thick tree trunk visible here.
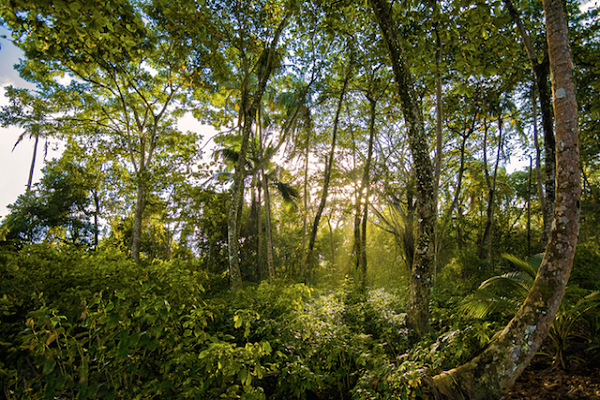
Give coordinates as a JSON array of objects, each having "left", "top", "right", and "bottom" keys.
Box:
[
  {"left": 370, "top": 0, "right": 437, "bottom": 335},
  {"left": 425, "top": 0, "right": 579, "bottom": 396}
]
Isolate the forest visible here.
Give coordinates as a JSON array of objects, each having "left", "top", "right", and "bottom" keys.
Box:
[{"left": 0, "top": 0, "right": 599, "bottom": 398}]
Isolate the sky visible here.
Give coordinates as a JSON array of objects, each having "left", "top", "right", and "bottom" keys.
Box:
[{"left": 0, "top": 27, "right": 48, "bottom": 219}]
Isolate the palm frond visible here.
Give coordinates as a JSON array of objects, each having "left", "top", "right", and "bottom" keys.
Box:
[
  {"left": 460, "top": 290, "right": 522, "bottom": 319},
  {"left": 275, "top": 181, "right": 299, "bottom": 207},
  {"left": 479, "top": 274, "right": 533, "bottom": 299},
  {"left": 461, "top": 253, "right": 544, "bottom": 319},
  {"left": 501, "top": 253, "right": 541, "bottom": 279}
]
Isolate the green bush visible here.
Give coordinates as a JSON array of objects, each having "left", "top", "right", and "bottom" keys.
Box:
[
  {"left": 571, "top": 242, "right": 600, "bottom": 291},
  {"left": 0, "top": 246, "right": 282, "bottom": 399}
]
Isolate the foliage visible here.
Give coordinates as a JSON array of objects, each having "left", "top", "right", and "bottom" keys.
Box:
[
  {"left": 1, "top": 247, "right": 512, "bottom": 399},
  {"left": 0, "top": 246, "right": 275, "bottom": 399},
  {"left": 460, "top": 252, "right": 600, "bottom": 369},
  {"left": 571, "top": 242, "right": 600, "bottom": 291},
  {"left": 1, "top": 159, "right": 98, "bottom": 247}
]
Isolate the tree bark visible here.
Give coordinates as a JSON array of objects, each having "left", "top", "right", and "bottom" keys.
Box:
[
  {"left": 425, "top": 0, "right": 580, "bottom": 395},
  {"left": 227, "top": 13, "right": 289, "bottom": 291},
  {"left": 354, "top": 96, "right": 377, "bottom": 290},
  {"left": 503, "top": 0, "right": 555, "bottom": 248},
  {"left": 306, "top": 58, "right": 353, "bottom": 283},
  {"left": 369, "top": 0, "right": 437, "bottom": 335}
]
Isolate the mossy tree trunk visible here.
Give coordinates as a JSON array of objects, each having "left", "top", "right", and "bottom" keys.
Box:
[{"left": 425, "top": 0, "right": 580, "bottom": 396}]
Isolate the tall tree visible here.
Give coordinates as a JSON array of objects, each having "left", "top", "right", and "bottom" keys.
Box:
[
  {"left": 0, "top": 86, "right": 66, "bottom": 192},
  {"left": 424, "top": 0, "right": 580, "bottom": 395},
  {"left": 503, "top": 0, "right": 556, "bottom": 248},
  {"left": 220, "top": 2, "right": 293, "bottom": 290},
  {"left": 1, "top": 0, "right": 198, "bottom": 262},
  {"left": 369, "top": 0, "right": 437, "bottom": 335},
  {"left": 306, "top": 49, "right": 354, "bottom": 283}
]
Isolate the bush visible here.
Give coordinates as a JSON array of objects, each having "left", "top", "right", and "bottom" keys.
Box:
[
  {"left": 571, "top": 242, "right": 600, "bottom": 291},
  {"left": 0, "top": 246, "right": 279, "bottom": 399}
]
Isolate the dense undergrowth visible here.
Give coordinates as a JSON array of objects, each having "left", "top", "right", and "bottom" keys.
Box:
[{"left": 1, "top": 246, "right": 599, "bottom": 399}]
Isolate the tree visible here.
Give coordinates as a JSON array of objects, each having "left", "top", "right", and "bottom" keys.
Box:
[
  {"left": 503, "top": 0, "right": 556, "bottom": 248},
  {"left": 424, "top": 0, "right": 581, "bottom": 395},
  {"left": 1, "top": 158, "right": 97, "bottom": 246},
  {"left": 306, "top": 47, "right": 354, "bottom": 283},
  {"left": 1, "top": 0, "right": 197, "bottom": 263},
  {"left": 0, "top": 86, "right": 67, "bottom": 192},
  {"left": 369, "top": 0, "right": 437, "bottom": 335},
  {"left": 206, "top": 0, "right": 294, "bottom": 290}
]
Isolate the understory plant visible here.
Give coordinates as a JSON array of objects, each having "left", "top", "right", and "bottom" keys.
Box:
[{"left": 460, "top": 252, "right": 600, "bottom": 368}]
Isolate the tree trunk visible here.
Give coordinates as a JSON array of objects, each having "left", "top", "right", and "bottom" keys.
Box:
[
  {"left": 425, "top": 0, "right": 579, "bottom": 395},
  {"left": 306, "top": 58, "right": 353, "bottom": 283},
  {"left": 261, "top": 169, "right": 275, "bottom": 280},
  {"left": 131, "top": 179, "right": 146, "bottom": 263},
  {"left": 480, "top": 116, "right": 504, "bottom": 264},
  {"left": 369, "top": 0, "right": 437, "bottom": 335},
  {"left": 93, "top": 190, "right": 100, "bottom": 248},
  {"left": 27, "top": 135, "right": 39, "bottom": 192},
  {"left": 227, "top": 13, "right": 289, "bottom": 291},
  {"left": 327, "top": 214, "right": 335, "bottom": 271},
  {"left": 301, "top": 127, "right": 311, "bottom": 279},
  {"left": 354, "top": 96, "right": 377, "bottom": 290},
  {"left": 527, "top": 157, "right": 532, "bottom": 256},
  {"left": 255, "top": 181, "right": 269, "bottom": 281},
  {"left": 433, "top": 23, "right": 444, "bottom": 272},
  {"left": 504, "top": 0, "right": 555, "bottom": 248},
  {"left": 533, "top": 85, "right": 546, "bottom": 251},
  {"left": 403, "top": 185, "right": 416, "bottom": 274}
]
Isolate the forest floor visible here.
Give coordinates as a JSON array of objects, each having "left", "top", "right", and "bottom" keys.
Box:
[{"left": 500, "top": 358, "right": 600, "bottom": 400}]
